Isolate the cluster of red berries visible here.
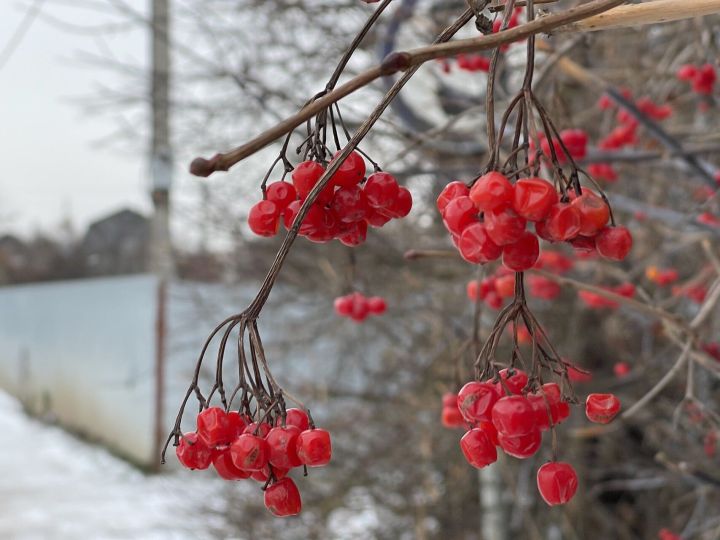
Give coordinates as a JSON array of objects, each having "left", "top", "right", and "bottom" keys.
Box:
[
  {"left": 677, "top": 63, "right": 716, "bottom": 96},
  {"left": 438, "top": 173, "right": 633, "bottom": 271},
  {"left": 578, "top": 282, "right": 635, "bottom": 309},
  {"left": 672, "top": 282, "right": 708, "bottom": 304},
  {"left": 175, "top": 407, "right": 331, "bottom": 517},
  {"left": 466, "top": 264, "right": 563, "bottom": 310},
  {"left": 442, "top": 368, "right": 621, "bottom": 505},
  {"left": 247, "top": 151, "right": 411, "bottom": 245},
  {"left": 333, "top": 292, "right": 387, "bottom": 322}
]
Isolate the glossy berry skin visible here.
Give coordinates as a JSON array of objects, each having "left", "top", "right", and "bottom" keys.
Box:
[
  {"left": 266, "top": 426, "right": 302, "bottom": 469},
  {"left": 244, "top": 421, "right": 272, "bottom": 438},
  {"left": 484, "top": 207, "right": 527, "bottom": 246},
  {"left": 437, "top": 181, "right": 470, "bottom": 212},
  {"left": 457, "top": 381, "right": 499, "bottom": 423},
  {"left": 264, "top": 477, "right": 302, "bottom": 517},
  {"left": 513, "top": 178, "right": 558, "bottom": 221},
  {"left": 380, "top": 187, "right": 412, "bottom": 218},
  {"left": 536, "top": 462, "right": 578, "bottom": 506},
  {"left": 292, "top": 161, "right": 333, "bottom": 205},
  {"left": 443, "top": 196, "right": 478, "bottom": 235},
  {"left": 197, "top": 407, "right": 234, "bottom": 448},
  {"left": 460, "top": 428, "right": 498, "bottom": 468},
  {"left": 266, "top": 181, "right": 297, "bottom": 212},
  {"left": 176, "top": 432, "right": 213, "bottom": 470},
  {"left": 496, "top": 368, "right": 529, "bottom": 395},
  {"left": 364, "top": 172, "right": 399, "bottom": 209},
  {"left": 367, "top": 296, "right": 387, "bottom": 315},
  {"left": 585, "top": 393, "right": 621, "bottom": 424},
  {"left": 502, "top": 231, "right": 540, "bottom": 271},
  {"left": 469, "top": 172, "right": 514, "bottom": 212},
  {"left": 458, "top": 223, "right": 502, "bottom": 264},
  {"left": 248, "top": 200, "right": 281, "bottom": 237},
  {"left": 365, "top": 206, "right": 393, "bottom": 228},
  {"left": 230, "top": 433, "right": 270, "bottom": 471},
  {"left": 498, "top": 428, "right": 541, "bottom": 459},
  {"left": 571, "top": 191, "right": 609, "bottom": 236},
  {"left": 227, "top": 411, "right": 249, "bottom": 438},
  {"left": 596, "top": 226, "right": 633, "bottom": 261},
  {"left": 543, "top": 203, "right": 581, "bottom": 241},
  {"left": 338, "top": 220, "right": 368, "bottom": 247},
  {"left": 213, "top": 448, "right": 252, "bottom": 480},
  {"left": 330, "top": 186, "right": 368, "bottom": 223},
  {"left": 276, "top": 408, "right": 310, "bottom": 432},
  {"left": 296, "top": 428, "right": 332, "bottom": 467},
  {"left": 334, "top": 295, "right": 353, "bottom": 316},
  {"left": 331, "top": 151, "right": 366, "bottom": 188},
  {"left": 491, "top": 395, "right": 535, "bottom": 436}
]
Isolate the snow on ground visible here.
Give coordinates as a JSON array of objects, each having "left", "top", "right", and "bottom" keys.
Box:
[{"left": 0, "top": 391, "right": 231, "bottom": 540}]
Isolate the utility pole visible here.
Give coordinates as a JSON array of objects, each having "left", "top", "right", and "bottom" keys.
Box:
[{"left": 150, "top": 0, "right": 172, "bottom": 470}]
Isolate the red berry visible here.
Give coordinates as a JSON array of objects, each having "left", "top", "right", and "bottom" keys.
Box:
[
  {"left": 469, "top": 171, "right": 514, "bottom": 212},
  {"left": 251, "top": 463, "right": 288, "bottom": 483},
  {"left": 677, "top": 64, "right": 697, "bottom": 81},
  {"left": 276, "top": 408, "right": 310, "bottom": 431},
  {"left": 513, "top": 178, "right": 558, "bottom": 221},
  {"left": 365, "top": 206, "right": 393, "bottom": 228},
  {"left": 658, "top": 529, "right": 682, "bottom": 540},
  {"left": 334, "top": 295, "right": 353, "bottom": 316},
  {"left": 176, "top": 432, "right": 213, "bottom": 470},
  {"left": 264, "top": 477, "right": 302, "bottom": 517},
  {"left": 337, "top": 220, "right": 368, "bottom": 247},
  {"left": 364, "top": 172, "right": 399, "bottom": 209},
  {"left": 442, "top": 405, "right": 465, "bottom": 429},
  {"left": 527, "top": 275, "right": 561, "bottom": 300},
  {"left": 494, "top": 274, "right": 515, "bottom": 298},
  {"left": 457, "top": 381, "right": 500, "bottom": 423},
  {"left": 437, "top": 181, "right": 470, "bottom": 212},
  {"left": 266, "top": 426, "right": 302, "bottom": 468},
  {"left": 484, "top": 207, "right": 527, "bottom": 246},
  {"left": 536, "top": 462, "right": 578, "bottom": 506},
  {"left": 227, "top": 411, "right": 248, "bottom": 438},
  {"left": 595, "top": 226, "right": 632, "bottom": 261},
  {"left": 197, "top": 407, "right": 234, "bottom": 448},
  {"left": 230, "top": 433, "right": 270, "bottom": 471},
  {"left": 212, "top": 447, "right": 252, "bottom": 480},
  {"left": 292, "top": 161, "right": 334, "bottom": 205},
  {"left": 248, "top": 200, "right": 281, "bottom": 237},
  {"left": 330, "top": 186, "right": 368, "bottom": 223},
  {"left": 380, "top": 187, "right": 412, "bottom": 218},
  {"left": 266, "top": 181, "right": 297, "bottom": 212},
  {"left": 458, "top": 223, "right": 502, "bottom": 264},
  {"left": 443, "top": 196, "right": 478, "bottom": 235},
  {"left": 330, "top": 151, "right": 366, "bottom": 188},
  {"left": 244, "top": 421, "right": 272, "bottom": 438},
  {"left": 502, "top": 231, "right": 540, "bottom": 271},
  {"left": 585, "top": 393, "right": 621, "bottom": 424},
  {"left": 460, "top": 428, "right": 498, "bottom": 468},
  {"left": 491, "top": 395, "right": 535, "bottom": 436},
  {"left": 571, "top": 191, "right": 610, "bottom": 236},
  {"left": 367, "top": 296, "right": 387, "bottom": 315},
  {"left": 498, "top": 428, "right": 541, "bottom": 458},
  {"left": 296, "top": 428, "right": 332, "bottom": 467},
  {"left": 349, "top": 292, "right": 370, "bottom": 322},
  {"left": 496, "top": 368, "right": 529, "bottom": 395},
  {"left": 485, "top": 291, "right": 503, "bottom": 310},
  {"left": 543, "top": 203, "right": 581, "bottom": 241}
]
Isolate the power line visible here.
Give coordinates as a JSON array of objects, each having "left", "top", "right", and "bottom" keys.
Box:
[{"left": 0, "top": 0, "right": 47, "bottom": 71}]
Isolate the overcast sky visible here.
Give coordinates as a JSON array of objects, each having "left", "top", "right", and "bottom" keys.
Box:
[{"left": 0, "top": 1, "right": 154, "bottom": 239}]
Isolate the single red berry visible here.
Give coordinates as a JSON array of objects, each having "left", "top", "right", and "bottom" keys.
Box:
[
  {"left": 176, "top": 432, "right": 213, "bottom": 470},
  {"left": 491, "top": 395, "right": 536, "bottom": 436},
  {"left": 595, "top": 226, "right": 632, "bottom": 261},
  {"left": 528, "top": 393, "right": 552, "bottom": 431},
  {"left": 442, "top": 405, "right": 465, "bottom": 429},
  {"left": 266, "top": 181, "right": 297, "bottom": 212},
  {"left": 264, "top": 477, "right": 302, "bottom": 517},
  {"left": 536, "top": 462, "right": 578, "bottom": 506},
  {"left": 349, "top": 292, "right": 370, "bottom": 323},
  {"left": 502, "top": 231, "right": 540, "bottom": 271},
  {"left": 212, "top": 447, "right": 252, "bottom": 480},
  {"left": 677, "top": 64, "right": 697, "bottom": 81},
  {"left": 460, "top": 428, "right": 498, "bottom": 468},
  {"left": 197, "top": 407, "right": 234, "bottom": 448},
  {"left": 296, "top": 428, "right": 332, "bottom": 467},
  {"left": 251, "top": 464, "right": 288, "bottom": 484},
  {"left": 334, "top": 295, "right": 353, "bottom": 316},
  {"left": 458, "top": 222, "right": 502, "bottom": 264},
  {"left": 437, "top": 181, "right": 470, "bottom": 212},
  {"left": 543, "top": 203, "right": 581, "bottom": 241},
  {"left": 569, "top": 235, "right": 597, "bottom": 255},
  {"left": 337, "top": 220, "right": 368, "bottom": 247},
  {"left": 496, "top": 368, "right": 529, "bottom": 395},
  {"left": 306, "top": 207, "right": 340, "bottom": 243},
  {"left": 276, "top": 408, "right": 310, "bottom": 431},
  {"left": 457, "top": 381, "right": 500, "bottom": 423},
  {"left": 367, "top": 296, "right": 387, "bottom": 315},
  {"left": 443, "top": 196, "right": 478, "bottom": 235},
  {"left": 364, "top": 172, "right": 399, "bottom": 209},
  {"left": 292, "top": 161, "right": 334, "bottom": 205},
  {"left": 571, "top": 191, "right": 610, "bottom": 236},
  {"left": 330, "top": 185, "right": 369, "bottom": 223},
  {"left": 283, "top": 202, "right": 325, "bottom": 236},
  {"left": 469, "top": 171, "right": 514, "bottom": 212},
  {"left": 484, "top": 291, "right": 503, "bottom": 310},
  {"left": 227, "top": 411, "right": 248, "bottom": 439},
  {"left": 484, "top": 207, "right": 527, "bottom": 246},
  {"left": 498, "top": 428, "right": 541, "bottom": 459},
  {"left": 365, "top": 206, "right": 393, "bottom": 228},
  {"left": 527, "top": 275, "right": 561, "bottom": 300},
  {"left": 534, "top": 218, "right": 555, "bottom": 242},
  {"left": 230, "top": 433, "right": 270, "bottom": 471},
  {"left": 248, "top": 200, "right": 281, "bottom": 237},
  {"left": 585, "top": 393, "right": 621, "bottom": 424},
  {"left": 513, "top": 178, "right": 558, "bottom": 221},
  {"left": 244, "top": 421, "right": 272, "bottom": 438},
  {"left": 330, "top": 151, "right": 366, "bottom": 188},
  {"left": 266, "top": 426, "right": 302, "bottom": 469},
  {"left": 380, "top": 187, "right": 412, "bottom": 218},
  {"left": 494, "top": 274, "right": 515, "bottom": 298}
]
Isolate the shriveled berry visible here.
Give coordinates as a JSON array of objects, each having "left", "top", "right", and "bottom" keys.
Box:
[
  {"left": 457, "top": 381, "right": 499, "bottom": 423},
  {"left": 485, "top": 207, "right": 527, "bottom": 246},
  {"left": 513, "top": 178, "right": 558, "bottom": 221},
  {"left": 248, "top": 200, "right": 281, "bottom": 237},
  {"left": 330, "top": 186, "right": 368, "bottom": 223},
  {"left": 296, "top": 428, "right": 332, "bottom": 467},
  {"left": 330, "top": 151, "right": 366, "bottom": 188},
  {"left": 266, "top": 426, "right": 302, "bottom": 468},
  {"left": 264, "top": 477, "right": 302, "bottom": 517},
  {"left": 491, "top": 395, "right": 535, "bottom": 436},
  {"left": 596, "top": 226, "right": 633, "bottom": 261},
  {"left": 543, "top": 203, "right": 581, "bottom": 241},
  {"left": 364, "top": 172, "right": 399, "bottom": 209},
  {"left": 537, "top": 462, "right": 578, "bottom": 506},
  {"left": 502, "top": 231, "right": 540, "bottom": 271},
  {"left": 460, "top": 428, "right": 498, "bottom": 468},
  {"left": 338, "top": 220, "right": 368, "bottom": 247},
  {"left": 585, "top": 393, "right": 621, "bottom": 424},
  {"left": 498, "top": 428, "right": 541, "bottom": 459},
  {"left": 230, "top": 433, "right": 270, "bottom": 471},
  {"left": 437, "top": 181, "right": 470, "bottom": 213},
  {"left": 469, "top": 171, "right": 514, "bottom": 212},
  {"left": 176, "top": 432, "right": 212, "bottom": 470},
  {"left": 458, "top": 223, "right": 502, "bottom": 264},
  {"left": 197, "top": 407, "right": 234, "bottom": 448},
  {"left": 244, "top": 421, "right": 272, "bottom": 438},
  {"left": 227, "top": 411, "right": 248, "bottom": 438}
]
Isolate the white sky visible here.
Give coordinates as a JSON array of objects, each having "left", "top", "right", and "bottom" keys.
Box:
[{"left": 0, "top": 1, "right": 153, "bottom": 239}]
